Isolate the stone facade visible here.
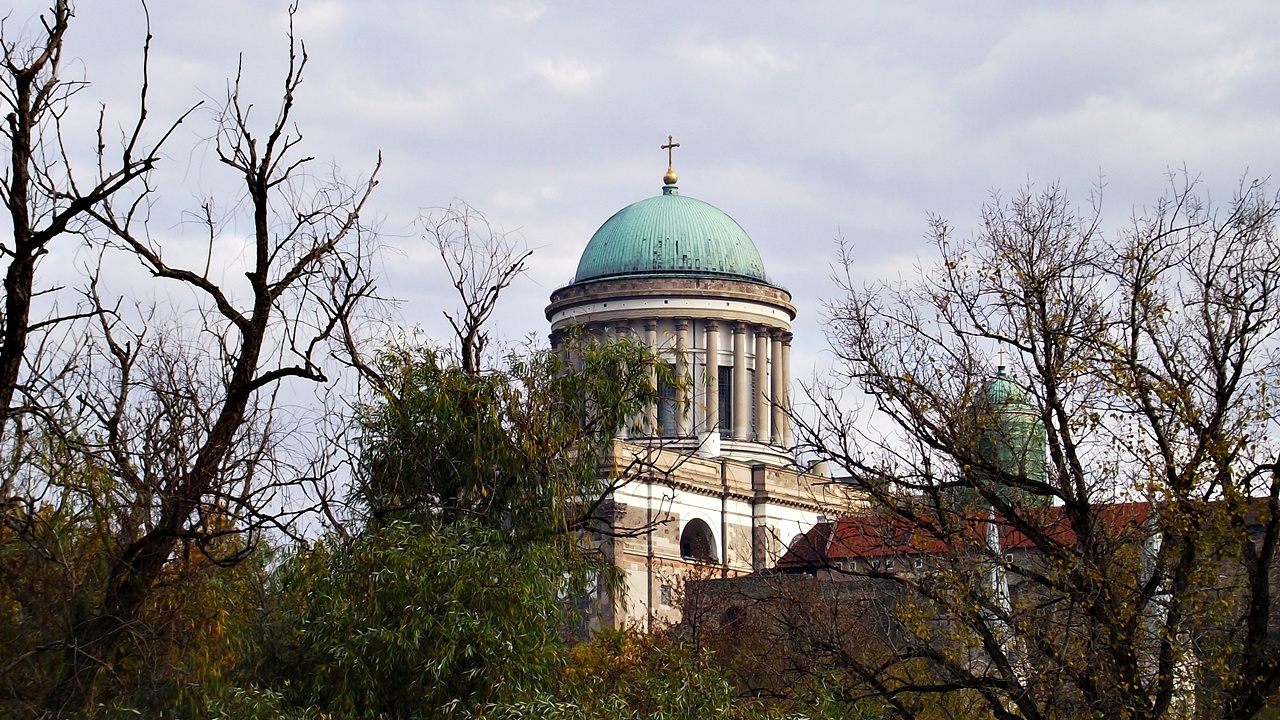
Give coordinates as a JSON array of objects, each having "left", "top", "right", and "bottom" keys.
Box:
[
  {"left": 584, "top": 441, "right": 850, "bottom": 631},
  {"left": 548, "top": 172, "right": 857, "bottom": 630}
]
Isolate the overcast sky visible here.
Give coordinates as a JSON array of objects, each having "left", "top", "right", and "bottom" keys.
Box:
[{"left": 17, "top": 0, "right": 1280, "bottom": 383}]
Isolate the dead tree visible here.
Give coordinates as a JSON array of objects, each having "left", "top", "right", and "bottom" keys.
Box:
[
  {"left": 24, "top": 16, "right": 383, "bottom": 718},
  {"left": 419, "top": 200, "right": 531, "bottom": 376},
  {"left": 0, "top": 0, "right": 189, "bottom": 458}
]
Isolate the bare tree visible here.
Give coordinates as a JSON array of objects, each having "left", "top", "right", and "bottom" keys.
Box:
[
  {"left": 790, "top": 177, "right": 1280, "bottom": 719},
  {"left": 0, "top": 9, "right": 385, "bottom": 716},
  {"left": 0, "top": 0, "right": 190, "bottom": 458},
  {"left": 419, "top": 200, "right": 531, "bottom": 376}
]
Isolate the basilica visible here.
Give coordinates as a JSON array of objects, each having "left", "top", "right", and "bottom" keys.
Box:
[{"left": 545, "top": 143, "right": 847, "bottom": 629}]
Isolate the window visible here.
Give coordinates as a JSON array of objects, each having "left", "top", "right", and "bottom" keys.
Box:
[
  {"left": 680, "top": 518, "right": 717, "bottom": 562},
  {"left": 718, "top": 366, "right": 733, "bottom": 438},
  {"left": 659, "top": 584, "right": 673, "bottom": 607},
  {"left": 914, "top": 557, "right": 924, "bottom": 569},
  {"left": 1005, "top": 553, "right": 1015, "bottom": 564},
  {"left": 657, "top": 362, "right": 677, "bottom": 438},
  {"left": 885, "top": 559, "right": 895, "bottom": 571}
]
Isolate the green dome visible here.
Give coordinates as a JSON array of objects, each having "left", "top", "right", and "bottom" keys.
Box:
[
  {"left": 573, "top": 185, "right": 768, "bottom": 284},
  {"left": 976, "top": 367, "right": 1047, "bottom": 500},
  {"left": 982, "top": 371, "right": 1035, "bottom": 414}
]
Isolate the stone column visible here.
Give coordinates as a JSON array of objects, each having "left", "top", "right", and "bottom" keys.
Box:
[
  {"left": 754, "top": 326, "right": 771, "bottom": 443},
  {"left": 675, "top": 318, "right": 692, "bottom": 438},
  {"left": 704, "top": 321, "right": 719, "bottom": 435},
  {"left": 771, "top": 330, "right": 785, "bottom": 445},
  {"left": 732, "top": 323, "right": 748, "bottom": 441},
  {"left": 782, "top": 332, "right": 793, "bottom": 448},
  {"left": 614, "top": 322, "right": 632, "bottom": 439},
  {"left": 645, "top": 320, "right": 658, "bottom": 435}
]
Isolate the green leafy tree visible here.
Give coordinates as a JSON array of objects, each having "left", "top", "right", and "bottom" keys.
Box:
[
  {"left": 228, "top": 331, "right": 671, "bottom": 718},
  {"left": 244, "top": 520, "right": 580, "bottom": 719},
  {"left": 353, "top": 333, "right": 667, "bottom": 539}
]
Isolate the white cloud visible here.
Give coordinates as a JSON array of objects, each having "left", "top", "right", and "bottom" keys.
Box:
[
  {"left": 485, "top": 1, "right": 548, "bottom": 24},
  {"left": 688, "top": 40, "right": 797, "bottom": 81},
  {"left": 289, "top": 0, "right": 347, "bottom": 38},
  {"left": 528, "top": 57, "right": 607, "bottom": 94}
]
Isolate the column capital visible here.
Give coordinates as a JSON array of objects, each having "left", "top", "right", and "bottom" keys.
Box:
[
  {"left": 674, "top": 317, "right": 691, "bottom": 330},
  {"left": 782, "top": 331, "right": 794, "bottom": 345},
  {"left": 732, "top": 321, "right": 748, "bottom": 334},
  {"left": 705, "top": 319, "right": 720, "bottom": 331},
  {"left": 643, "top": 319, "right": 658, "bottom": 331}
]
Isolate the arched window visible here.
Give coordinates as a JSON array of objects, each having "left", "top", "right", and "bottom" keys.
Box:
[{"left": 680, "top": 518, "right": 717, "bottom": 562}]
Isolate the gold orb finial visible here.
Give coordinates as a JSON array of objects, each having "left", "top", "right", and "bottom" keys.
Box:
[{"left": 663, "top": 167, "right": 679, "bottom": 185}]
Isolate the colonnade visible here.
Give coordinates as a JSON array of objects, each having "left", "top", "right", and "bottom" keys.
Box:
[
  {"left": 709, "top": 320, "right": 793, "bottom": 447},
  {"left": 559, "top": 318, "right": 792, "bottom": 449}
]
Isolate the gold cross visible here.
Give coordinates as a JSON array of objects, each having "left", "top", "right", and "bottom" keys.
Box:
[{"left": 661, "top": 134, "right": 680, "bottom": 169}]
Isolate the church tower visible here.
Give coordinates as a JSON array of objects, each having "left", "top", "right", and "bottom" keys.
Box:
[
  {"left": 547, "top": 141, "right": 841, "bottom": 630},
  {"left": 973, "top": 365, "right": 1048, "bottom": 508},
  {"left": 546, "top": 141, "right": 795, "bottom": 465}
]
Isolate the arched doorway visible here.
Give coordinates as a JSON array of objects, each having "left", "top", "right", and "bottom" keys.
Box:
[{"left": 680, "top": 518, "right": 717, "bottom": 562}]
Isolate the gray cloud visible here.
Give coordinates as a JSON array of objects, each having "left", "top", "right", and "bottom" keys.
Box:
[{"left": 12, "top": 0, "right": 1280, "bottom": 381}]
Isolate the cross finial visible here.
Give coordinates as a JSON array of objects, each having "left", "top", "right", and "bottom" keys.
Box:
[
  {"left": 997, "top": 348, "right": 1006, "bottom": 373},
  {"left": 661, "top": 135, "right": 680, "bottom": 186},
  {"left": 661, "top": 134, "right": 680, "bottom": 168}
]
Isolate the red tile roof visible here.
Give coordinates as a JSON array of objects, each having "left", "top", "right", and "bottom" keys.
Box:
[{"left": 777, "top": 501, "right": 1157, "bottom": 569}]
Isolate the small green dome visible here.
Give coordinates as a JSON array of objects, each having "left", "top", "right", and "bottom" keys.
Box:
[
  {"left": 573, "top": 184, "right": 769, "bottom": 284},
  {"left": 975, "top": 367, "right": 1048, "bottom": 501},
  {"left": 982, "top": 371, "right": 1035, "bottom": 415}
]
